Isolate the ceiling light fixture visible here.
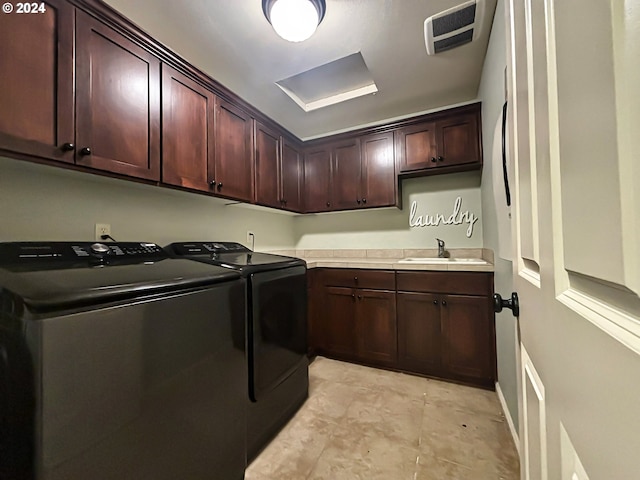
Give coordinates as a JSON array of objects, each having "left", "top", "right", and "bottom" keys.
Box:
[{"left": 262, "top": 0, "right": 326, "bottom": 43}]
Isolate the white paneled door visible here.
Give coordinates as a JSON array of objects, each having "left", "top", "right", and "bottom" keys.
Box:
[{"left": 506, "top": 0, "right": 640, "bottom": 479}]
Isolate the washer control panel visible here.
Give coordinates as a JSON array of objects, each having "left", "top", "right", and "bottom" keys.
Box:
[
  {"left": 0, "top": 242, "right": 166, "bottom": 267},
  {"left": 71, "top": 242, "right": 164, "bottom": 258}
]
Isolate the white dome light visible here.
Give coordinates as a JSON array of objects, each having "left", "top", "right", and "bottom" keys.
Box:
[{"left": 264, "top": 0, "right": 325, "bottom": 43}]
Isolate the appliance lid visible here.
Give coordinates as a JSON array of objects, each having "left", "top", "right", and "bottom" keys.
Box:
[
  {"left": 0, "top": 242, "right": 241, "bottom": 312},
  {"left": 165, "top": 242, "right": 306, "bottom": 273},
  {"left": 213, "top": 252, "right": 305, "bottom": 270}
]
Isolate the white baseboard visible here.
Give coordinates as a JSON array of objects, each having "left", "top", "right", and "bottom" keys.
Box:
[{"left": 496, "top": 381, "right": 520, "bottom": 457}]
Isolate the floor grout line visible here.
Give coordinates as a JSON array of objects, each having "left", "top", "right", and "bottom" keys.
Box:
[{"left": 304, "top": 381, "right": 367, "bottom": 480}]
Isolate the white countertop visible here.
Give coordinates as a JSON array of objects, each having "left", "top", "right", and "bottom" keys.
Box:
[{"left": 264, "top": 248, "right": 495, "bottom": 272}]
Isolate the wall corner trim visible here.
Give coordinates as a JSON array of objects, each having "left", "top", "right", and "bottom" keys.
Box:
[{"left": 496, "top": 380, "right": 520, "bottom": 457}]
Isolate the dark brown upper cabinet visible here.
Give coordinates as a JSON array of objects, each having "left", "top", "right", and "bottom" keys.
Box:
[
  {"left": 213, "top": 99, "right": 254, "bottom": 202},
  {"left": 330, "top": 139, "right": 362, "bottom": 210},
  {"left": 359, "top": 131, "right": 397, "bottom": 208},
  {"left": 255, "top": 121, "right": 281, "bottom": 209},
  {"left": 281, "top": 138, "right": 303, "bottom": 212},
  {"left": 0, "top": 0, "right": 482, "bottom": 214},
  {"left": 161, "top": 65, "right": 215, "bottom": 192},
  {"left": 304, "top": 131, "right": 397, "bottom": 213},
  {"left": 395, "top": 122, "right": 438, "bottom": 173},
  {"left": 303, "top": 146, "right": 332, "bottom": 213},
  {"left": 0, "top": 0, "right": 74, "bottom": 163},
  {"left": 255, "top": 122, "right": 303, "bottom": 211},
  {"left": 396, "top": 104, "right": 481, "bottom": 176},
  {"left": 75, "top": 10, "right": 161, "bottom": 180}
]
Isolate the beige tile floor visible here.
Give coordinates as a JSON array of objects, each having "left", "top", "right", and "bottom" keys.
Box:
[{"left": 245, "top": 357, "right": 520, "bottom": 480}]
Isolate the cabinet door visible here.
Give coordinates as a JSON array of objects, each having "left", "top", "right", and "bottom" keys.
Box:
[
  {"left": 330, "top": 139, "right": 361, "bottom": 210},
  {"left": 440, "top": 294, "right": 495, "bottom": 386},
  {"left": 254, "top": 121, "right": 280, "bottom": 209},
  {"left": 281, "top": 139, "right": 303, "bottom": 212},
  {"left": 395, "top": 121, "right": 438, "bottom": 173},
  {"left": 75, "top": 11, "right": 160, "bottom": 180},
  {"left": 303, "top": 147, "right": 332, "bottom": 212},
  {"left": 214, "top": 99, "right": 254, "bottom": 202},
  {"left": 357, "top": 289, "right": 397, "bottom": 366},
  {"left": 161, "top": 65, "right": 215, "bottom": 191},
  {"left": 0, "top": 0, "right": 74, "bottom": 163},
  {"left": 397, "top": 292, "right": 442, "bottom": 376},
  {"left": 436, "top": 113, "right": 481, "bottom": 168},
  {"left": 323, "top": 286, "right": 357, "bottom": 358},
  {"left": 360, "top": 132, "right": 396, "bottom": 208}
]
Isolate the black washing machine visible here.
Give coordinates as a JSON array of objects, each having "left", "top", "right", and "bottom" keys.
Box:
[
  {"left": 165, "top": 242, "right": 308, "bottom": 463},
  {"left": 0, "top": 241, "right": 247, "bottom": 480}
]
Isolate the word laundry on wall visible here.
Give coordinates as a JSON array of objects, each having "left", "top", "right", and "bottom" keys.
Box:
[{"left": 409, "top": 196, "right": 479, "bottom": 237}]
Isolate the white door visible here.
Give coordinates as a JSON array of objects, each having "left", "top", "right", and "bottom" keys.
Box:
[{"left": 505, "top": 0, "right": 640, "bottom": 479}]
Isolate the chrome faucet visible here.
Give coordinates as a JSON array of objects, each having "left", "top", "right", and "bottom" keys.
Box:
[{"left": 436, "top": 238, "right": 446, "bottom": 258}]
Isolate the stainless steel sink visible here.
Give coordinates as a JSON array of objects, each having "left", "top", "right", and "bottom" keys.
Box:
[{"left": 397, "top": 257, "right": 488, "bottom": 264}]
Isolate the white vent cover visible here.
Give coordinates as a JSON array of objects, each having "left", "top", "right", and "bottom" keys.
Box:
[{"left": 424, "top": 0, "right": 485, "bottom": 55}]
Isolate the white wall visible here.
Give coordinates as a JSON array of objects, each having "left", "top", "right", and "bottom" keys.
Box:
[
  {"left": 294, "top": 172, "right": 483, "bottom": 249},
  {"left": 477, "top": 0, "right": 519, "bottom": 432},
  {"left": 0, "top": 156, "right": 296, "bottom": 250}
]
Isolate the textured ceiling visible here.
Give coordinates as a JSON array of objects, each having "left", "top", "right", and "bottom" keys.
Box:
[{"left": 103, "top": 0, "right": 497, "bottom": 140}]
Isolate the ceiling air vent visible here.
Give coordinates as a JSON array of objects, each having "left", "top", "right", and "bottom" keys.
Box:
[{"left": 424, "top": 0, "right": 485, "bottom": 55}]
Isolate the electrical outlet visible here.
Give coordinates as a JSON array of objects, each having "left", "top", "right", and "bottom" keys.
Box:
[
  {"left": 246, "top": 231, "right": 255, "bottom": 247},
  {"left": 95, "top": 223, "right": 111, "bottom": 241}
]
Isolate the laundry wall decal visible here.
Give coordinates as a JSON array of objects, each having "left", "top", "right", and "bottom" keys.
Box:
[{"left": 409, "top": 197, "right": 479, "bottom": 237}]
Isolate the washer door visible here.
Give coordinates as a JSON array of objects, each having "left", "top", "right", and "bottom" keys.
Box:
[
  {"left": 249, "top": 265, "right": 307, "bottom": 402},
  {"left": 28, "top": 282, "right": 247, "bottom": 480}
]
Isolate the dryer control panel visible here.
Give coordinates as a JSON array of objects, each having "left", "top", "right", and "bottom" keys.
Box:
[{"left": 167, "top": 242, "right": 250, "bottom": 256}]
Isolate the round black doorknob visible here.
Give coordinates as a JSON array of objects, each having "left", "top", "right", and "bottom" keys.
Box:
[
  {"left": 362, "top": 198, "right": 366, "bottom": 204},
  {"left": 357, "top": 199, "right": 361, "bottom": 204},
  {"left": 354, "top": 276, "right": 358, "bottom": 282},
  {"left": 437, "top": 156, "right": 444, "bottom": 162},
  {"left": 351, "top": 294, "right": 355, "bottom": 299},
  {"left": 357, "top": 295, "right": 362, "bottom": 300},
  {"left": 431, "top": 157, "right": 437, "bottom": 163},
  {"left": 433, "top": 300, "right": 438, "bottom": 305},
  {"left": 79, "top": 147, "right": 91, "bottom": 156},
  {"left": 217, "top": 182, "right": 223, "bottom": 189},
  {"left": 61, "top": 142, "right": 75, "bottom": 151},
  {"left": 209, "top": 180, "right": 216, "bottom": 188},
  {"left": 493, "top": 292, "right": 520, "bottom": 317},
  {"left": 441, "top": 300, "right": 447, "bottom": 306},
  {"left": 326, "top": 201, "right": 330, "bottom": 207}
]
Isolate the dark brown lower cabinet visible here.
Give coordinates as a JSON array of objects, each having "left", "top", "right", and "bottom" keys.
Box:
[
  {"left": 322, "top": 287, "right": 397, "bottom": 366},
  {"left": 324, "top": 286, "right": 358, "bottom": 358},
  {"left": 441, "top": 294, "right": 495, "bottom": 384},
  {"left": 357, "top": 289, "right": 397, "bottom": 365},
  {"left": 397, "top": 291, "right": 495, "bottom": 388},
  {"left": 309, "top": 269, "right": 397, "bottom": 367},
  {"left": 309, "top": 268, "right": 496, "bottom": 389},
  {"left": 397, "top": 271, "right": 496, "bottom": 388},
  {"left": 397, "top": 292, "right": 441, "bottom": 376}
]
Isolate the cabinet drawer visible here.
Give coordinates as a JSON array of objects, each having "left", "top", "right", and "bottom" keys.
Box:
[
  {"left": 397, "top": 271, "right": 492, "bottom": 296},
  {"left": 320, "top": 268, "right": 396, "bottom": 290}
]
